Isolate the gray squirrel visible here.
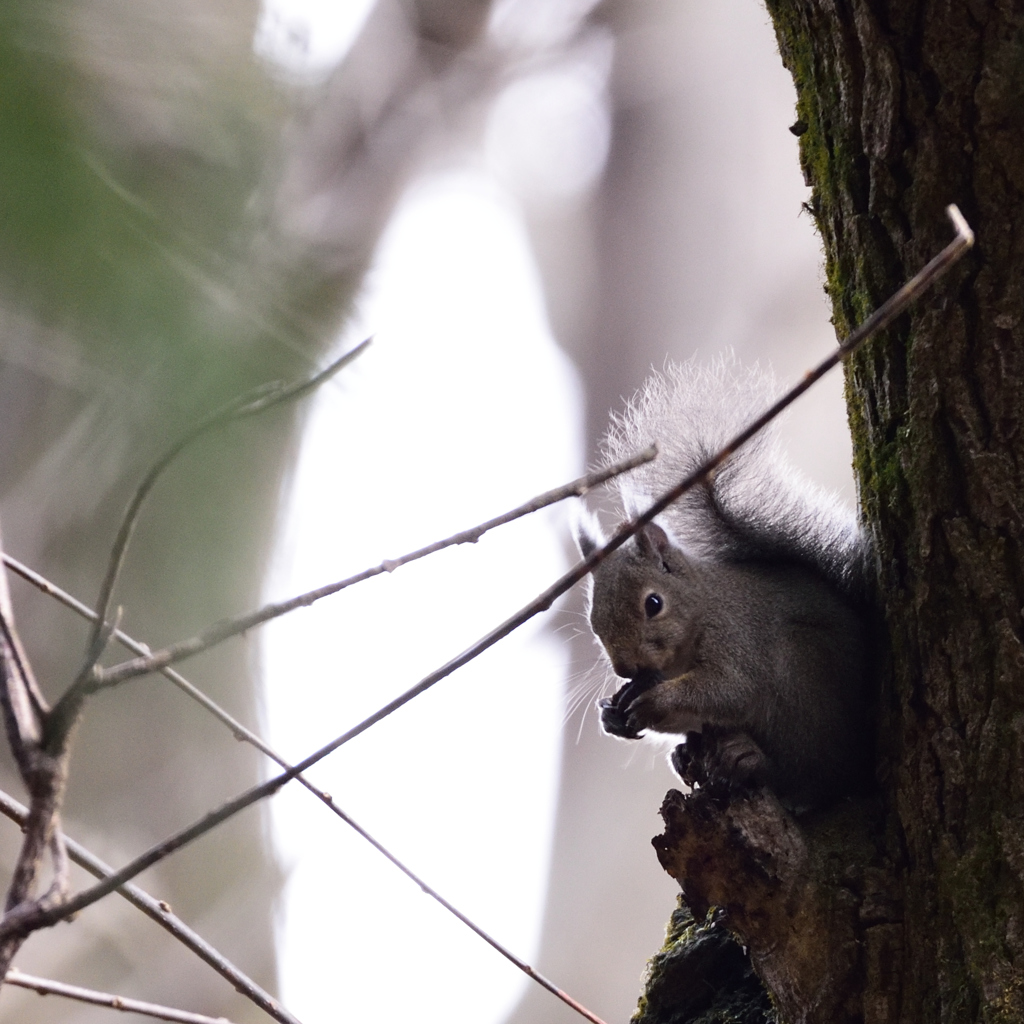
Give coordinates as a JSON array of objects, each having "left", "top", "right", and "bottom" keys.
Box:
[{"left": 577, "top": 358, "right": 875, "bottom": 808}]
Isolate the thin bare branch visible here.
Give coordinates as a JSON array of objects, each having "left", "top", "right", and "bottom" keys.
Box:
[
  {"left": 3, "top": 969, "right": 240, "bottom": 1024},
  {"left": 0, "top": 535, "right": 64, "bottom": 977},
  {"left": 93, "top": 446, "right": 657, "bottom": 689},
  {"left": 87, "top": 337, "right": 371, "bottom": 656},
  {"left": 46, "top": 607, "right": 122, "bottom": 757},
  {"left": 4, "top": 553, "right": 302, "bottom": 760},
  {"left": 0, "top": 535, "right": 46, "bottom": 766},
  {"left": 312, "top": 795, "right": 610, "bottom": 1024},
  {"left": 0, "top": 789, "right": 300, "bottom": 1024},
  {"left": 2, "top": 777, "right": 64, "bottom": 915},
  {"left": 0, "top": 571, "right": 608, "bottom": 1024},
  {"left": 3, "top": 552, "right": 289, "bottom": 748},
  {"left": 13, "top": 343, "right": 375, "bottom": 947},
  {"left": 41, "top": 821, "right": 70, "bottom": 907},
  {"left": 0, "top": 205, "right": 972, "bottom": 952}
]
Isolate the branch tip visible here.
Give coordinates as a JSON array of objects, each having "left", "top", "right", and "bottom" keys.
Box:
[{"left": 946, "top": 203, "right": 974, "bottom": 247}]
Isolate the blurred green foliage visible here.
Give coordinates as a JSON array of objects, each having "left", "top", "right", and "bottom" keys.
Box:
[
  {"left": 0, "top": 5, "right": 334, "bottom": 1016},
  {"left": 0, "top": 1, "right": 303, "bottom": 404}
]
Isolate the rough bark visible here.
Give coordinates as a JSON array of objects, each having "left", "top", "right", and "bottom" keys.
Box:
[
  {"left": 650, "top": 781, "right": 894, "bottom": 1024},
  {"left": 637, "top": 2, "right": 1024, "bottom": 1023}
]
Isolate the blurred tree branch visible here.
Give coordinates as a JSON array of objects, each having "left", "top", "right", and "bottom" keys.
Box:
[{"left": 0, "top": 0, "right": 509, "bottom": 1017}]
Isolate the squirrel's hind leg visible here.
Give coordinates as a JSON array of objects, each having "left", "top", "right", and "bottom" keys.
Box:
[{"left": 671, "top": 727, "right": 770, "bottom": 795}]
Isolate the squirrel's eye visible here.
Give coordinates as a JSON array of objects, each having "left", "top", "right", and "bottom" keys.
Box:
[{"left": 644, "top": 593, "right": 663, "bottom": 618}]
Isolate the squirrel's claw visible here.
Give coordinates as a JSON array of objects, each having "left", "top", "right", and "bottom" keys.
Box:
[
  {"left": 599, "top": 669, "right": 662, "bottom": 739},
  {"left": 598, "top": 697, "right": 640, "bottom": 738}
]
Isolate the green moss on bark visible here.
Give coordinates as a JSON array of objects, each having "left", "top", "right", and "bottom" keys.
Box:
[{"left": 630, "top": 898, "right": 776, "bottom": 1024}]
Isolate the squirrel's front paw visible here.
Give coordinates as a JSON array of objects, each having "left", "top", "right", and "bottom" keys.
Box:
[
  {"left": 598, "top": 669, "right": 661, "bottom": 739},
  {"left": 598, "top": 697, "right": 638, "bottom": 738}
]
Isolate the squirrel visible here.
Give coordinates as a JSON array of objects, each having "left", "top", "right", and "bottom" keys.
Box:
[{"left": 576, "top": 358, "right": 875, "bottom": 809}]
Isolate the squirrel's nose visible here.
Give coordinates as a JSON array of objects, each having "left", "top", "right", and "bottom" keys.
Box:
[{"left": 612, "top": 660, "right": 636, "bottom": 678}]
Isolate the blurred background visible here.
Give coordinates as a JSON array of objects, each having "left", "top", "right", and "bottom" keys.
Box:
[{"left": 0, "top": 1, "right": 852, "bottom": 1022}]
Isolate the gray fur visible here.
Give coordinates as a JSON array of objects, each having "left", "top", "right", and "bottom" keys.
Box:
[{"left": 584, "top": 359, "right": 874, "bottom": 807}]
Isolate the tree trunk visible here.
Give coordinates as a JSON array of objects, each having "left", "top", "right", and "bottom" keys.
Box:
[{"left": 639, "top": 2, "right": 1024, "bottom": 1022}]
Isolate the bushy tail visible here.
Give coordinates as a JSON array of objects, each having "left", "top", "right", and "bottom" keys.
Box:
[{"left": 600, "top": 357, "right": 868, "bottom": 597}]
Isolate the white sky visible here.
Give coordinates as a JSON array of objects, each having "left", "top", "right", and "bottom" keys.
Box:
[
  {"left": 255, "top": 3, "right": 616, "bottom": 1020},
  {"left": 260, "top": 170, "right": 583, "bottom": 1024},
  {"left": 253, "top": 0, "right": 375, "bottom": 72}
]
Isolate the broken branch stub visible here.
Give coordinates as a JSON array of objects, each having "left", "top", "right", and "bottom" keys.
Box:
[{"left": 652, "top": 787, "right": 895, "bottom": 1024}]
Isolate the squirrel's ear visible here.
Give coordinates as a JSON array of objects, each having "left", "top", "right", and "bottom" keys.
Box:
[
  {"left": 574, "top": 508, "right": 604, "bottom": 558},
  {"left": 636, "top": 522, "right": 672, "bottom": 557}
]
